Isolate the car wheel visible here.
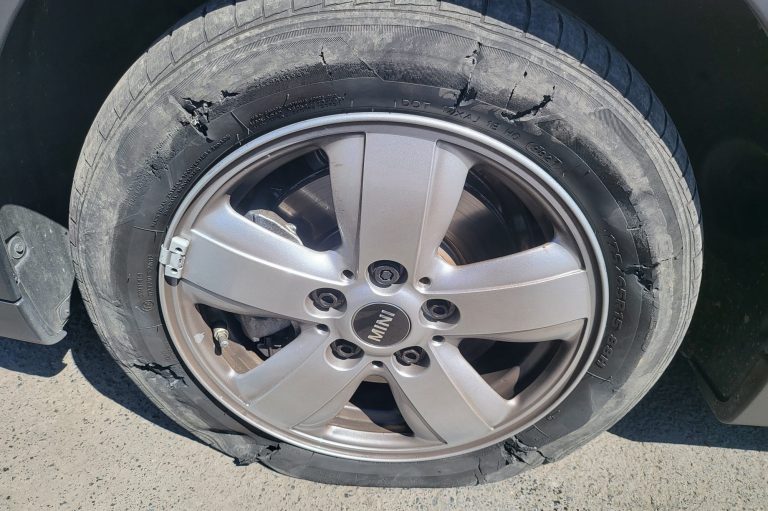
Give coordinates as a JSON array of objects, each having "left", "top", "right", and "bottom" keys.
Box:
[{"left": 70, "top": 0, "right": 702, "bottom": 487}]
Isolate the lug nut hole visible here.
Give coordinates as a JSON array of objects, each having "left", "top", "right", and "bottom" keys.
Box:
[
  {"left": 395, "top": 346, "right": 428, "bottom": 367},
  {"left": 331, "top": 339, "right": 362, "bottom": 360},
  {"left": 309, "top": 288, "right": 346, "bottom": 311},
  {"left": 368, "top": 261, "right": 407, "bottom": 288},
  {"left": 422, "top": 299, "right": 459, "bottom": 323}
]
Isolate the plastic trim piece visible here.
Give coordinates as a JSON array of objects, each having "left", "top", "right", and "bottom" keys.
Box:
[
  {"left": 0, "top": 205, "right": 72, "bottom": 345},
  {"left": 0, "top": 297, "right": 65, "bottom": 345},
  {"left": 693, "top": 356, "right": 768, "bottom": 427}
]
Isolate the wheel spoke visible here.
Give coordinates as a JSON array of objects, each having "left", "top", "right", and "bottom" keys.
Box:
[
  {"left": 479, "top": 319, "right": 586, "bottom": 343},
  {"left": 427, "top": 242, "right": 591, "bottom": 341},
  {"left": 324, "top": 135, "right": 365, "bottom": 270},
  {"left": 324, "top": 132, "right": 473, "bottom": 275},
  {"left": 389, "top": 342, "right": 509, "bottom": 444},
  {"left": 180, "top": 196, "right": 343, "bottom": 321},
  {"left": 233, "top": 329, "right": 368, "bottom": 428}
]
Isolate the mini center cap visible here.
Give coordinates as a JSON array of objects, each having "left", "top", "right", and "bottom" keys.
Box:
[{"left": 352, "top": 303, "right": 411, "bottom": 346}]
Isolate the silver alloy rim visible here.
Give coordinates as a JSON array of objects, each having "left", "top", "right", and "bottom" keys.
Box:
[{"left": 159, "top": 113, "right": 608, "bottom": 462}]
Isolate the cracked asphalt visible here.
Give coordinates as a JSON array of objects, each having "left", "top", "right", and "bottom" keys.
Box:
[{"left": 2, "top": 305, "right": 767, "bottom": 510}]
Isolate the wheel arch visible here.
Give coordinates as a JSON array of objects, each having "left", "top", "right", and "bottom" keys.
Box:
[{"left": 0, "top": 0, "right": 763, "bottom": 223}]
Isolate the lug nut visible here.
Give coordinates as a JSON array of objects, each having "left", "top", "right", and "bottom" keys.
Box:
[
  {"left": 422, "top": 299, "right": 458, "bottom": 322},
  {"left": 309, "top": 288, "right": 346, "bottom": 311},
  {"left": 9, "top": 236, "right": 26, "bottom": 260},
  {"left": 331, "top": 339, "right": 362, "bottom": 360},
  {"left": 395, "top": 346, "right": 426, "bottom": 366},
  {"left": 369, "top": 261, "right": 407, "bottom": 288}
]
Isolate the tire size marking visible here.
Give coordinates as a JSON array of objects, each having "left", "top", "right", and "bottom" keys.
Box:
[
  {"left": 595, "top": 233, "right": 626, "bottom": 369},
  {"left": 526, "top": 142, "right": 564, "bottom": 169},
  {"left": 247, "top": 94, "right": 345, "bottom": 131},
  {"left": 442, "top": 106, "right": 480, "bottom": 123},
  {"left": 135, "top": 254, "right": 157, "bottom": 312},
  {"left": 485, "top": 119, "right": 522, "bottom": 140},
  {"left": 399, "top": 99, "right": 431, "bottom": 109}
]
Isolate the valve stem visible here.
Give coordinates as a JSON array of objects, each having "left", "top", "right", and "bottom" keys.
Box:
[{"left": 213, "top": 325, "right": 230, "bottom": 348}]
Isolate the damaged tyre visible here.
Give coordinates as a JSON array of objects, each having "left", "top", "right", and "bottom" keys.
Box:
[{"left": 70, "top": 0, "right": 701, "bottom": 486}]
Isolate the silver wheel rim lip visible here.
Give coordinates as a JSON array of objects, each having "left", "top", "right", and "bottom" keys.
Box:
[{"left": 159, "top": 112, "right": 609, "bottom": 462}]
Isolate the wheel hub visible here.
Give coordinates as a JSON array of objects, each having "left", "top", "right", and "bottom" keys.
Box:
[{"left": 352, "top": 303, "right": 411, "bottom": 347}]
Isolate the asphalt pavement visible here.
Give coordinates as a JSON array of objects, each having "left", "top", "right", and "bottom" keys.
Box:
[{"left": 2, "top": 303, "right": 767, "bottom": 510}]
